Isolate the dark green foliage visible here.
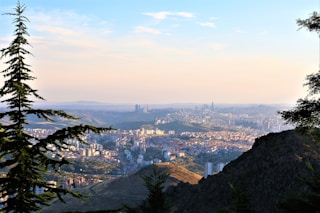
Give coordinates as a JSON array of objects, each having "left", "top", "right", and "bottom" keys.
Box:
[
  {"left": 297, "top": 12, "right": 320, "bottom": 33},
  {"left": 139, "top": 164, "right": 171, "bottom": 213},
  {"left": 166, "top": 130, "right": 320, "bottom": 213},
  {"left": 60, "top": 158, "right": 117, "bottom": 175},
  {"left": 279, "top": 162, "right": 320, "bottom": 213},
  {"left": 196, "top": 152, "right": 242, "bottom": 165},
  {"left": 281, "top": 98, "right": 320, "bottom": 128},
  {"left": 215, "top": 184, "right": 256, "bottom": 213},
  {"left": 115, "top": 164, "right": 171, "bottom": 213},
  {"left": 144, "top": 147, "right": 163, "bottom": 161},
  {"left": 0, "top": 1, "right": 112, "bottom": 212},
  {"left": 280, "top": 12, "right": 320, "bottom": 128},
  {"left": 229, "top": 183, "right": 255, "bottom": 213}
]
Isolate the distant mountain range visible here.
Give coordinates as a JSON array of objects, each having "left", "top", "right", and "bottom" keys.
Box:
[
  {"left": 32, "top": 100, "right": 206, "bottom": 111},
  {"left": 28, "top": 101, "right": 292, "bottom": 112},
  {"left": 0, "top": 101, "right": 291, "bottom": 133}
]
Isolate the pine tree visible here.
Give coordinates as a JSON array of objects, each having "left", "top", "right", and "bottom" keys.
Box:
[
  {"left": 279, "top": 11, "right": 320, "bottom": 212},
  {"left": 279, "top": 162, "right": 320, "bottom": 213},
  {"left": 0, "top": 1, "right": 112, "bottom": 212},
  {"left": 280, "top": 12, "right": 320, "bottom": 128},
  {"left": 140, "top": 164, "right": 171, "bottom": 213}
]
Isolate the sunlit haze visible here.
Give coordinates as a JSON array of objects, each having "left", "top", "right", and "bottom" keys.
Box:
[{"left": 0, "top": 0, "right": 318, "bottom": 105}]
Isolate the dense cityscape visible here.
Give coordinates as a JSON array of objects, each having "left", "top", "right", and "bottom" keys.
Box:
[{"left": 24, "top": 103, "right": 291, "bottom": 189}]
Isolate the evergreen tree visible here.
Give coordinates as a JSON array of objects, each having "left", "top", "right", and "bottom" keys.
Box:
[
  {"left": 280, "top": 12, "right": 320, "bottom": 128},
  {"left": 0, "top": 1, "right": 112, "bottom": 212},
  {"left": 229, "top": 184, "right": 255, "bottom": 213},
  {"left": 277, "top": 11, "right": 320, "bottom": 213},
  {"left": 215, "top": 183, "right": 256, "bottom": 213},
  {"left": 120, "top": 165, "right": 171, "bottom": 213},
  {"left": 279, "top": 162, "right": 320, "bottom": 213},
  {"left": 140, "top": 164, "right": 171, "bottom": 213}
]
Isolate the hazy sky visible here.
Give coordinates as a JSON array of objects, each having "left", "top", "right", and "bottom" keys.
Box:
[{"left": 0, "top": 1, "right": 319, "bottom": 104}]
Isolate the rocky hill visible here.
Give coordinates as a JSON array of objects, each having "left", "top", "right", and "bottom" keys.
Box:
[
  {"left": 41, "top": 129, "right": 320, "bottom": 213},
  {"left": 41, "top": 163, "right": 201, "bottom": 213},
  {"left": 167, "top": 129, "right": 320, "bottom": 213}
]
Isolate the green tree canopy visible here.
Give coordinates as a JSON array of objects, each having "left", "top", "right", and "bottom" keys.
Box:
[
  {"left": 0, "top": 1, "right": 112, "bottom": 212},
  {"left": 140, "top": 165, "right": 171, "bottom": 213},
  {"left": 281, "top": 12, "right": 320, "bottom": 128}
]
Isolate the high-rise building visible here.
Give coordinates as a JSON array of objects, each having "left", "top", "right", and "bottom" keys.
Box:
[
  {"left": 204, "top": 162, "right": 213, "bottom": 178},
  {"left": 210, "top": 101, "right": 214, "bottom": 111},
  {"left": 217, "top": 162, "right": 225, "bottom": 172}
]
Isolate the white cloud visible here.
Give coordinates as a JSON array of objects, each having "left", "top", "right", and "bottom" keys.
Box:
[
  {"left": 35, "top": 25, "right": 79, "bottom": 36},
  {"left": 29, "top": 9, "right": 112, "bottom": 37},
  {"left": 143, "top": 11, "right": 195, "bottom": 20},
  {"left": 175, "top": 12, "right": 195, "bottom": 18},
  {"left": 259, "top": 30, "right": 268, "bottom": 35},
  {"left": 198, "top": 22, "right": 216, "bottom": 28},
  {"left": 209, "top": 42, "right": 228, "bottom": 51},
  {"left": 134, "top": 26, "right": 162, "bottom": 35},
  {"left": 235, "top": 28, "right": 245, "bottom": 33},
  {"left": 143, "top": 11, "right": 171, "bottom": 20}
]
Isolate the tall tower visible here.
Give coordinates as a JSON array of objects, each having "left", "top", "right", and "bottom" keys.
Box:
[
  {"left": 210, "top": 101, "right": 214, "bottom": 111},
  {"left": 135, "top": 104, "right": 141, "bottom": 112},
  {"left": 204, "top": 162, "right": 213, "bottom": 178},
  {"left": 217, "top": 162, "right": 225, "bottom": 172}
]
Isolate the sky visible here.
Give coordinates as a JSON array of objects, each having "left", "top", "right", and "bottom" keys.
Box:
[{"left": 0, "top": 0, "right": 319, "bottom": 105}]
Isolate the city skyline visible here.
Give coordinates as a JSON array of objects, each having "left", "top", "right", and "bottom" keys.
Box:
[{"left": 0, "top": 0, "right": 319, "bottom": 105}]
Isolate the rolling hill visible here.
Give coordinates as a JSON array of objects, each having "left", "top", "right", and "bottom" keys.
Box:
[{"left": 41, "top": 163, "right": 201, "bottom": 213}]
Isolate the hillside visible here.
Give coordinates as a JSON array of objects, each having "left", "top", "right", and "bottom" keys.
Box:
[
  {"left": 167, "top": 129, "right": 320, "bottom": 213},
  {"left": 41, "top": 163, "right": 201, "bottom": 213}
]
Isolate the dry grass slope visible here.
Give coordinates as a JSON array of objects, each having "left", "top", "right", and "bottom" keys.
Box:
[{"left": 41, "top": 162, "right": 201, "bottom": 213}]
